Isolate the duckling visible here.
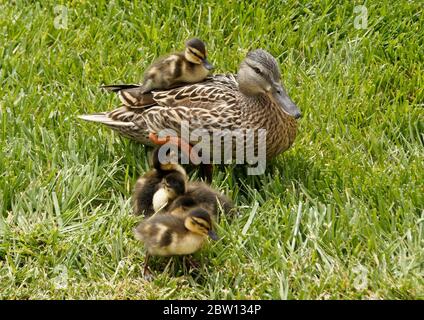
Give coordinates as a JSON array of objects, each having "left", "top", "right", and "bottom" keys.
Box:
[
  {"left": 167, "top": 181, "right": 235, "bottom": 220},
  {"left": 152, "top": 171, "right": 186, "bottom": 213},
  {"left": 104, "top": 38, "right": 214, "bottom": 106},
  {"left": 141, "top": 38, "right": 214, "bottom": 93},
  {"left": 134, "top": 207, "right": 218, "bottom": 278},
  {"left": 132, "top": 148, "right": 187, "bottom": 216},
  {"left": 134, "top": 144, "right": 234, "bottom": 217}
]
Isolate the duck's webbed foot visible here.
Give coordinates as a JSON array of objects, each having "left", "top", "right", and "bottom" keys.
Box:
[{"left": 148, "top": 132, "right": 213, "bottom": 182}]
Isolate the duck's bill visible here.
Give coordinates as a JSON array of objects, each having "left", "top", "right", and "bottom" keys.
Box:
[
  {"left": 270, "top": 84, "right": 302, "bottom": 119},
  {"left": 202, "top": 59, "right": 214, "bottom": 70},
  {"left": 208, "top": 230, "right": 219, "bottom": 241}
]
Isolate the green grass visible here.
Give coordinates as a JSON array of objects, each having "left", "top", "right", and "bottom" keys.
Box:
[{"left": 0, "top": 0, "right": 423, "bottom": 299}]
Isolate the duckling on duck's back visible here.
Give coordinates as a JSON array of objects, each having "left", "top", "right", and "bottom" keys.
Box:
[
  {"left": 108, "top": 38, "right": 213, "bottom": 104},
  {"left": 143, "top": 38, "right": 213, "bottom": 90}
]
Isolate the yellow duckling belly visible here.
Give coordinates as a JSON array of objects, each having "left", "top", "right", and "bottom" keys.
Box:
[{"left": 149, "top": 232, "right": 206, "bottom": 256}]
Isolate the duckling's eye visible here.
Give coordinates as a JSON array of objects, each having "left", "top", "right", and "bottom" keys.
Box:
[{"left": 189, "top": 49, "right": 202, "bottom": 59}]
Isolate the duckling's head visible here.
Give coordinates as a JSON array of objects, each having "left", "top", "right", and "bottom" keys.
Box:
[
  {"left": 152, "top": 171, "right": 188, "bottom": 212},
  {"left": 184, "top": 208, "right": 218, "bottom": 240},
  {"left": 237, "top": 49, "right": 301, "bottom": 119},
  {"left": 162, "top": 171, "right": 187, "bottom": 198},
  {"left": 184, "top": 38, "right": 214, "bottom": 70}
]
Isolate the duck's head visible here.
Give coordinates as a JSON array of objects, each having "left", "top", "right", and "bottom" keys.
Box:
[
  {"left": 184, "top": 208, "right": 219, "bottom": 240},
  {"left": 237, "top": 49, "right": 301, "bottom": 119},
  {"left": 184, "top": 38, "right": 214, "bottom": 70}
]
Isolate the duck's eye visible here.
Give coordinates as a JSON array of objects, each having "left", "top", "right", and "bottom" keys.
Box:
[{"left": 253, "top": 67, "right": 262, "bottom": 75}]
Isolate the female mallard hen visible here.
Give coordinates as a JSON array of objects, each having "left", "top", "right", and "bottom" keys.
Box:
[{"left": 79, "top": 49, "right": 301, "bottom": 164}]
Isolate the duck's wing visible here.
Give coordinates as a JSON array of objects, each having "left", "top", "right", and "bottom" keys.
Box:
[
  {"left": 101, "top": 84, "right": 140, "bottom": 92},
  {"left": 102, "top": 74, "right": 238, "bottom": 109},
  {"left": 152, "top": 74, "right": 238, "bottom": 110},
  {"left": 101, "top": 84, "right": 156, "bottom": 107},
  {"left": 136, "top": 74, "right": 240, "bottom": 133},
  {"left": 79, "top": 74, "right": 241, "bottom": 142}
]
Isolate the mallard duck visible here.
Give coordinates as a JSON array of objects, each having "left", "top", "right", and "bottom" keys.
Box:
[
  {"left": 80, "top": 49, "right": 301, "bottom": 166},
  {"left": 132, "top": 148, "right": 187, "bottom": 216},
  {"left": 134, "top": 207, "right": 218, "bottom": 278},
  {"left": 102, "top": 38, "right": 213, "bottom": 105}
]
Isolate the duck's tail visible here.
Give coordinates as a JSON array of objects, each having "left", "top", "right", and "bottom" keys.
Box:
[
  {"left": 100, "top": 84, "right": 154, "bottom": 107},
  {"left": 78, "top": 113, "right": 134, "bottom": 127}
]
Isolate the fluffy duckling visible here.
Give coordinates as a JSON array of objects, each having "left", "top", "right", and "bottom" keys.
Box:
[
  {"left": 167, "top": 181, "right": 235, "bottom": 220},
  {"left": 134, "top": 146, "right": 234, "bottom": 218},
  {"left": 132, "top": 148, "right": 187, "bottom": 216},
  {"left": 134, "top": 207, "right": 218, "bottom": 277},
  {"left": 103, "top": 38, "right": 214, "bottom": 106},
  {"left": 141, "top": 38, "right": 214, "bottom": 93},
  {"left": 152, "top": 171, "right": 186, "bottom": 213}
]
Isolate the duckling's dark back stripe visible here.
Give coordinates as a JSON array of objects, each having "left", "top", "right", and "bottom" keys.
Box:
[
  {"left": 159, "top": 229, "right": 173, "bottom": 247},
  {"left": 174, "top": 58, "right": 183, "bottom": 79}
]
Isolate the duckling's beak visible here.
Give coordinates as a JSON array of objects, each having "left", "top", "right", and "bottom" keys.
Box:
[
  {"left": 208, "top": 230, "right": 219, "bottom": 241},
  {"left": 202, "top": 58, "right": 214, "bottom": 71},
  {"left": 269, "top": 82, "right": 302, "bottom": 119}
]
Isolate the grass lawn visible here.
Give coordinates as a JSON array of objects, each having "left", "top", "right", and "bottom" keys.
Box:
[{"left": 0, "top": 0, "right": 423, "bottom": 299}]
